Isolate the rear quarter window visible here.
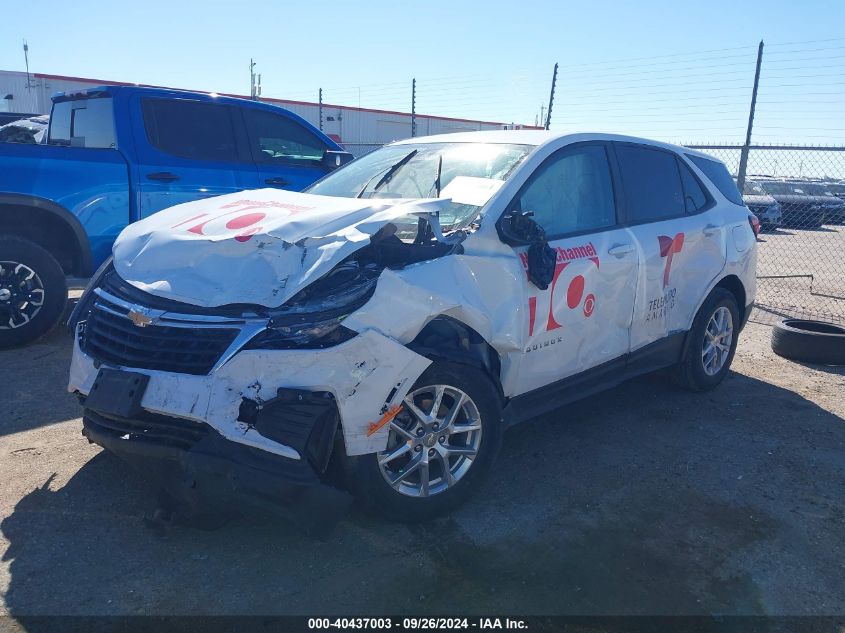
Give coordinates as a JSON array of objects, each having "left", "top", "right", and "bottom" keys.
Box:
[
  {"left": 48, "top": 96, "right": 116, "bottom": 148},
  {"left": 686, "top": 154, "right": 744, "bottom": 206}
]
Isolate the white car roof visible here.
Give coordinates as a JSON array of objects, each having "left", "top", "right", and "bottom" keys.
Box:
[{"left": 392, "top": 129, "right": 717, "bottom": 162}]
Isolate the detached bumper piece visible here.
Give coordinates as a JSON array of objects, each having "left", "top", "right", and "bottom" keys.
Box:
[
  {"left": 238, "top": 387, "right": 339, "bottom": 475},
  {"left": 82, "top": 403, "right": 351, "bottom": 532}
]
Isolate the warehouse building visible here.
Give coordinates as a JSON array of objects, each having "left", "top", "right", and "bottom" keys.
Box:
[{"left": 0, "top": 70, "right": 537, "bottom": 151}]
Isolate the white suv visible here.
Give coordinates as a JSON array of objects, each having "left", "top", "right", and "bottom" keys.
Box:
[{"left": 68, "top": 131, "right": 757, "bottom": 521}]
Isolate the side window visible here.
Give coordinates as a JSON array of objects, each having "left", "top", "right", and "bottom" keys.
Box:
[
  {"left": 141, "top": 98, "right": 239, "bottom": 162},
  {"left": 678, "top": 159, "right": 709, "bottom": 213},
  {"left": 616, "top": 144, "right": 684, "bottom": 222},
  {"left": 244, "top": 109, "right": 327, "bottom": 163},
  {"left": 514, "top": 144, "right": 616, "bottom": 236},
  {"left": 48, "top": 97, "right": 116, "bottom": 148},
  {"left": 686, "top": 154, "right": 744, "bottom": 205}
]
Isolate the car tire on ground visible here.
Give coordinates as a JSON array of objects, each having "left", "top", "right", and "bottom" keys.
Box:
[
  {"left": 771, "top": 319, "right": 845, "bottom": 366},
  {"left": 349, "top": 361, "right": 503, "bottom": 522},
  {"left": 675, "top": 288, "right": 741, "bottom": 392},
  {"left": 0, "top": 236, "right": 68, "bottom": 349}
]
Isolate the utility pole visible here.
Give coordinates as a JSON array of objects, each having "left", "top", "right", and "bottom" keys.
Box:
[
  {"left": 23, "top": 40, "right": 35, "bottom": 112},
  {"left": 411, "top": 78, "right": 416, "bottom": 138},
  {"left": 737, "top": 40, "right": 763, "bottom": 192},
  {"left": 249, "top": 59, "right": 257, "bottom": 99},
  {"left": 545, "top": 62, "right": 558, "bottom": 130},
  {"left": 318, "top": 88, "right": 323, "bottom": 131}
]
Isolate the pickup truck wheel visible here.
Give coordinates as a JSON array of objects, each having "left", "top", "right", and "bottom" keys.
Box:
[
  {"left": 0, "top": 236, "right": 68, "bottom": 349},
  {"left": 349, "top": 362, "right": 502, "bottom": 522},
  {"left": 675, "top": 288, "right": 740, "bottom": 392}
]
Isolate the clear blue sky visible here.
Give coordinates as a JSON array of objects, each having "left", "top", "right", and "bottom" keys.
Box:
[{"left": 2, "top": 0, "right": 843, "bottom": 143}]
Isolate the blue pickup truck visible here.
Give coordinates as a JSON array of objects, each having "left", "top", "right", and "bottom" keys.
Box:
[{"left": 0, "top": 85, "right": 351, "bottom": 347}]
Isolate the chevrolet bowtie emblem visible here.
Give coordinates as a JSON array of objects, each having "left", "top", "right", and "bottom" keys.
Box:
[{"left": 127, "top": 309, "right": 154, "bottom": 328}]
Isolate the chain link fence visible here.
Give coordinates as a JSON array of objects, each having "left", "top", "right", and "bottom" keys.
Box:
[
  {"left": 341, "top": 141, "right": 845, "bottom": 326},
  {"left": 690, "top": 145, "right": 845, "bottom": 325}
]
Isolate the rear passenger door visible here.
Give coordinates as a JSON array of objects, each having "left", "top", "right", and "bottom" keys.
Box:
[
  {"left": 131, "top": 97, "right": 260, "bottom": 220},
  {"left": 509, "top": 142, "right": 639, "bottom": 394},
  {"left": 614, "top": 143, "right": 727, "bottom": 354},
  {"left": 242, "top": 108, "right": 333, "bottom": 192}
]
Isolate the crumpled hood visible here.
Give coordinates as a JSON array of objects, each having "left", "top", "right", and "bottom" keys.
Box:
[{"left": 113, "top": 188, "right": 450, "bottom": 308}]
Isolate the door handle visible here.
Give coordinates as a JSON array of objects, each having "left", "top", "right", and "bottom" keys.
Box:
[
  {"left": 703, "top": 224, "right": 720, "bottom": 236},
  {"left": 607, "top": 243, "right": 635, "bottom": 257},
  {"left": 265, "top": 177, "right": 290, "bottom": 186},
  {"left": 146, "top": 171, "right": 179, "bottom": 182}
]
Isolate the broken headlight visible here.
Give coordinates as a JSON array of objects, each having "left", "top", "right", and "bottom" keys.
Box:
[{"left": 245, "top": 317, "right": 358, "bottom": 350}]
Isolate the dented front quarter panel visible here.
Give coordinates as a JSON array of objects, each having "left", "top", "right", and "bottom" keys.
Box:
[{"left": 344, "top": 230, "right": 529, "bottom": 397}]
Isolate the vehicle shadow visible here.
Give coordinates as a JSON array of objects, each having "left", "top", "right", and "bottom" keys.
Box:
[
  {"left": 3, "top": 369, "right": 844, "bottom": 617},
  {"left": 0, "top": 325, "right": 80, "bottom": 437}
]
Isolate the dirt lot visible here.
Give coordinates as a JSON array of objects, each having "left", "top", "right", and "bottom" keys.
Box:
[{"left": 0, "top": 314, "right": 843, "bottom": 618}]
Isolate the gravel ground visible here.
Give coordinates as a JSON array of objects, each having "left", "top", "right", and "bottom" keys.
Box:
[{"left": 0, "top": 318, "right": 843, "bottom": 617}]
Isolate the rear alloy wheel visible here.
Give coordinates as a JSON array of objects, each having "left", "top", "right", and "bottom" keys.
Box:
[
  {"left": 0, "top": 237, "right": 68, "bottom": 349},
  {"left": 351, "top": 362, "right": 502, "bottom": 521},
  {"left": 675, "top": 288, "right": 740, "bottom": 391}
]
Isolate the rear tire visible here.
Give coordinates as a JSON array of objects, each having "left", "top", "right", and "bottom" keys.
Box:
[
  {"left": 349, "top": 361, "right": 502, "bottom": 522},
  {"left": 675, "top": 288, "right": 740, "bottom": 392},
  {"left": 0, "top": 236, "right": 68, "bottom": 349}
]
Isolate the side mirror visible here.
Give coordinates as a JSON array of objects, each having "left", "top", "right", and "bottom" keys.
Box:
[
  {"left": 498, "top": 208, "right": 546, "bottom": 246},
  {"left": 322, "top": 150, "right": 354, "bottom": 171}
]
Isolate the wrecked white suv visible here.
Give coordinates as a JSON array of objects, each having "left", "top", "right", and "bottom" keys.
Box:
[{"left": 68, "top": 131, "right": 757, "bottom": 521}]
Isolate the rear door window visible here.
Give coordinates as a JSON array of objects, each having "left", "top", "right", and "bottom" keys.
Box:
[
  {"left": 141, "top": 98, "right": 239, "bottom": 162},
  {"left": 616, "top": 144, "right": 685, "bottom": 222}
]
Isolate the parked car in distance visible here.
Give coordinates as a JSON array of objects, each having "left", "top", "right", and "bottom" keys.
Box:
[
  {"left": 790, "top": 180, "right": 845, "bottom": 224},
  {"left": 742, "top": 179, "right": 781, "bottom": 230},
  {"left": 0, "top": 85, "right": 352, "bottom": 348},
  {"left": 0, "top": 114, "right": 49, "bottom": 144},
  {"left": 750, "top": 178, "right": 832, "bottom": 229},
  {"left": 68, "top": 131, "right": 757, "bottom": 521}
]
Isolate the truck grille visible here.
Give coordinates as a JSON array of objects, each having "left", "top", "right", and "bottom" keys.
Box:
[{"left": 81, "top": 291, "right": 242, "bottom": 376}]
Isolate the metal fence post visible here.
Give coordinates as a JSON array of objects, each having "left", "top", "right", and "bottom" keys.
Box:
[
  {"left": 545, "top": 63, "right": 558, "bottom": 130},
  {"left": 411, "top": 78, "right": 417, "bottom": 138},
  {"left": 737, "top": 40, "right": 764, "bottom": 191},
  {"left": 319, "top": 88, "right": 323, "bottom": 131}
]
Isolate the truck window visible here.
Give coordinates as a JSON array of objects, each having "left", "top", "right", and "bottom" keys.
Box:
[
  {"left": 141, "top": 98, "right": 239, "bottom": 162},
  {"left": 48, "top": 96, "right": 116, "bottom": 148},
  {"left": 244, "top": 109, "right": 327, "bottom": 163}
]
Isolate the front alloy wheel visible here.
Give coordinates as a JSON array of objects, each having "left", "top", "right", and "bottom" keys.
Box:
[
  {"left": 378, "top": 384, "right": 483, "bottom": 498},
  {"left": 350, "top": 361, "right": 502, "bottom": 522}
]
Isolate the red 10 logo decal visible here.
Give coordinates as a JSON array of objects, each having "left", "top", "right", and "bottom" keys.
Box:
[{"left": 527, "top": 256, "right": 599, "bottom": 337}]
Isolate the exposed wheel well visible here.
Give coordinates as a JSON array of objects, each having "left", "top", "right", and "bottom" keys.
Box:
[
  {"left": 714, "top": 275, "right": 747, "bottom": 324},
  {"left": 0, "top": 203, "right": 87, "bottom": 275},
  {"left": 408, "top": 316, "right": 504, "bottom": 402}
]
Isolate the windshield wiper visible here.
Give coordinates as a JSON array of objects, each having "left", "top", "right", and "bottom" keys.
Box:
[
  {"left": 356, "top": 149, "right": 418, "bottom": 198},
  {"left": 434, "top": 155, "right": 443, "bottom": 197}
]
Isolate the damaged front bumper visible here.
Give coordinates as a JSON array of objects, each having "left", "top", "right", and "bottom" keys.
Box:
[{"left": 68, "top": 287, "right": 432, "bottom": 513}]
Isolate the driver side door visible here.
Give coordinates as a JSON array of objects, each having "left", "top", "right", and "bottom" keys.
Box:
[{"left": 508, "top": 142, "right": 639, "bottom": 395}]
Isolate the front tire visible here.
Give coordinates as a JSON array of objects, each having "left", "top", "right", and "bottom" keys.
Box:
[
  {"left": 0, "top": 236, "right": 68, "bottom": 349},
  {"left": 349, "top": 361, "right": 502, "bottom": 522},
  {"left": 675, "top": 288, "right": 740, "bottom": 392}
]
